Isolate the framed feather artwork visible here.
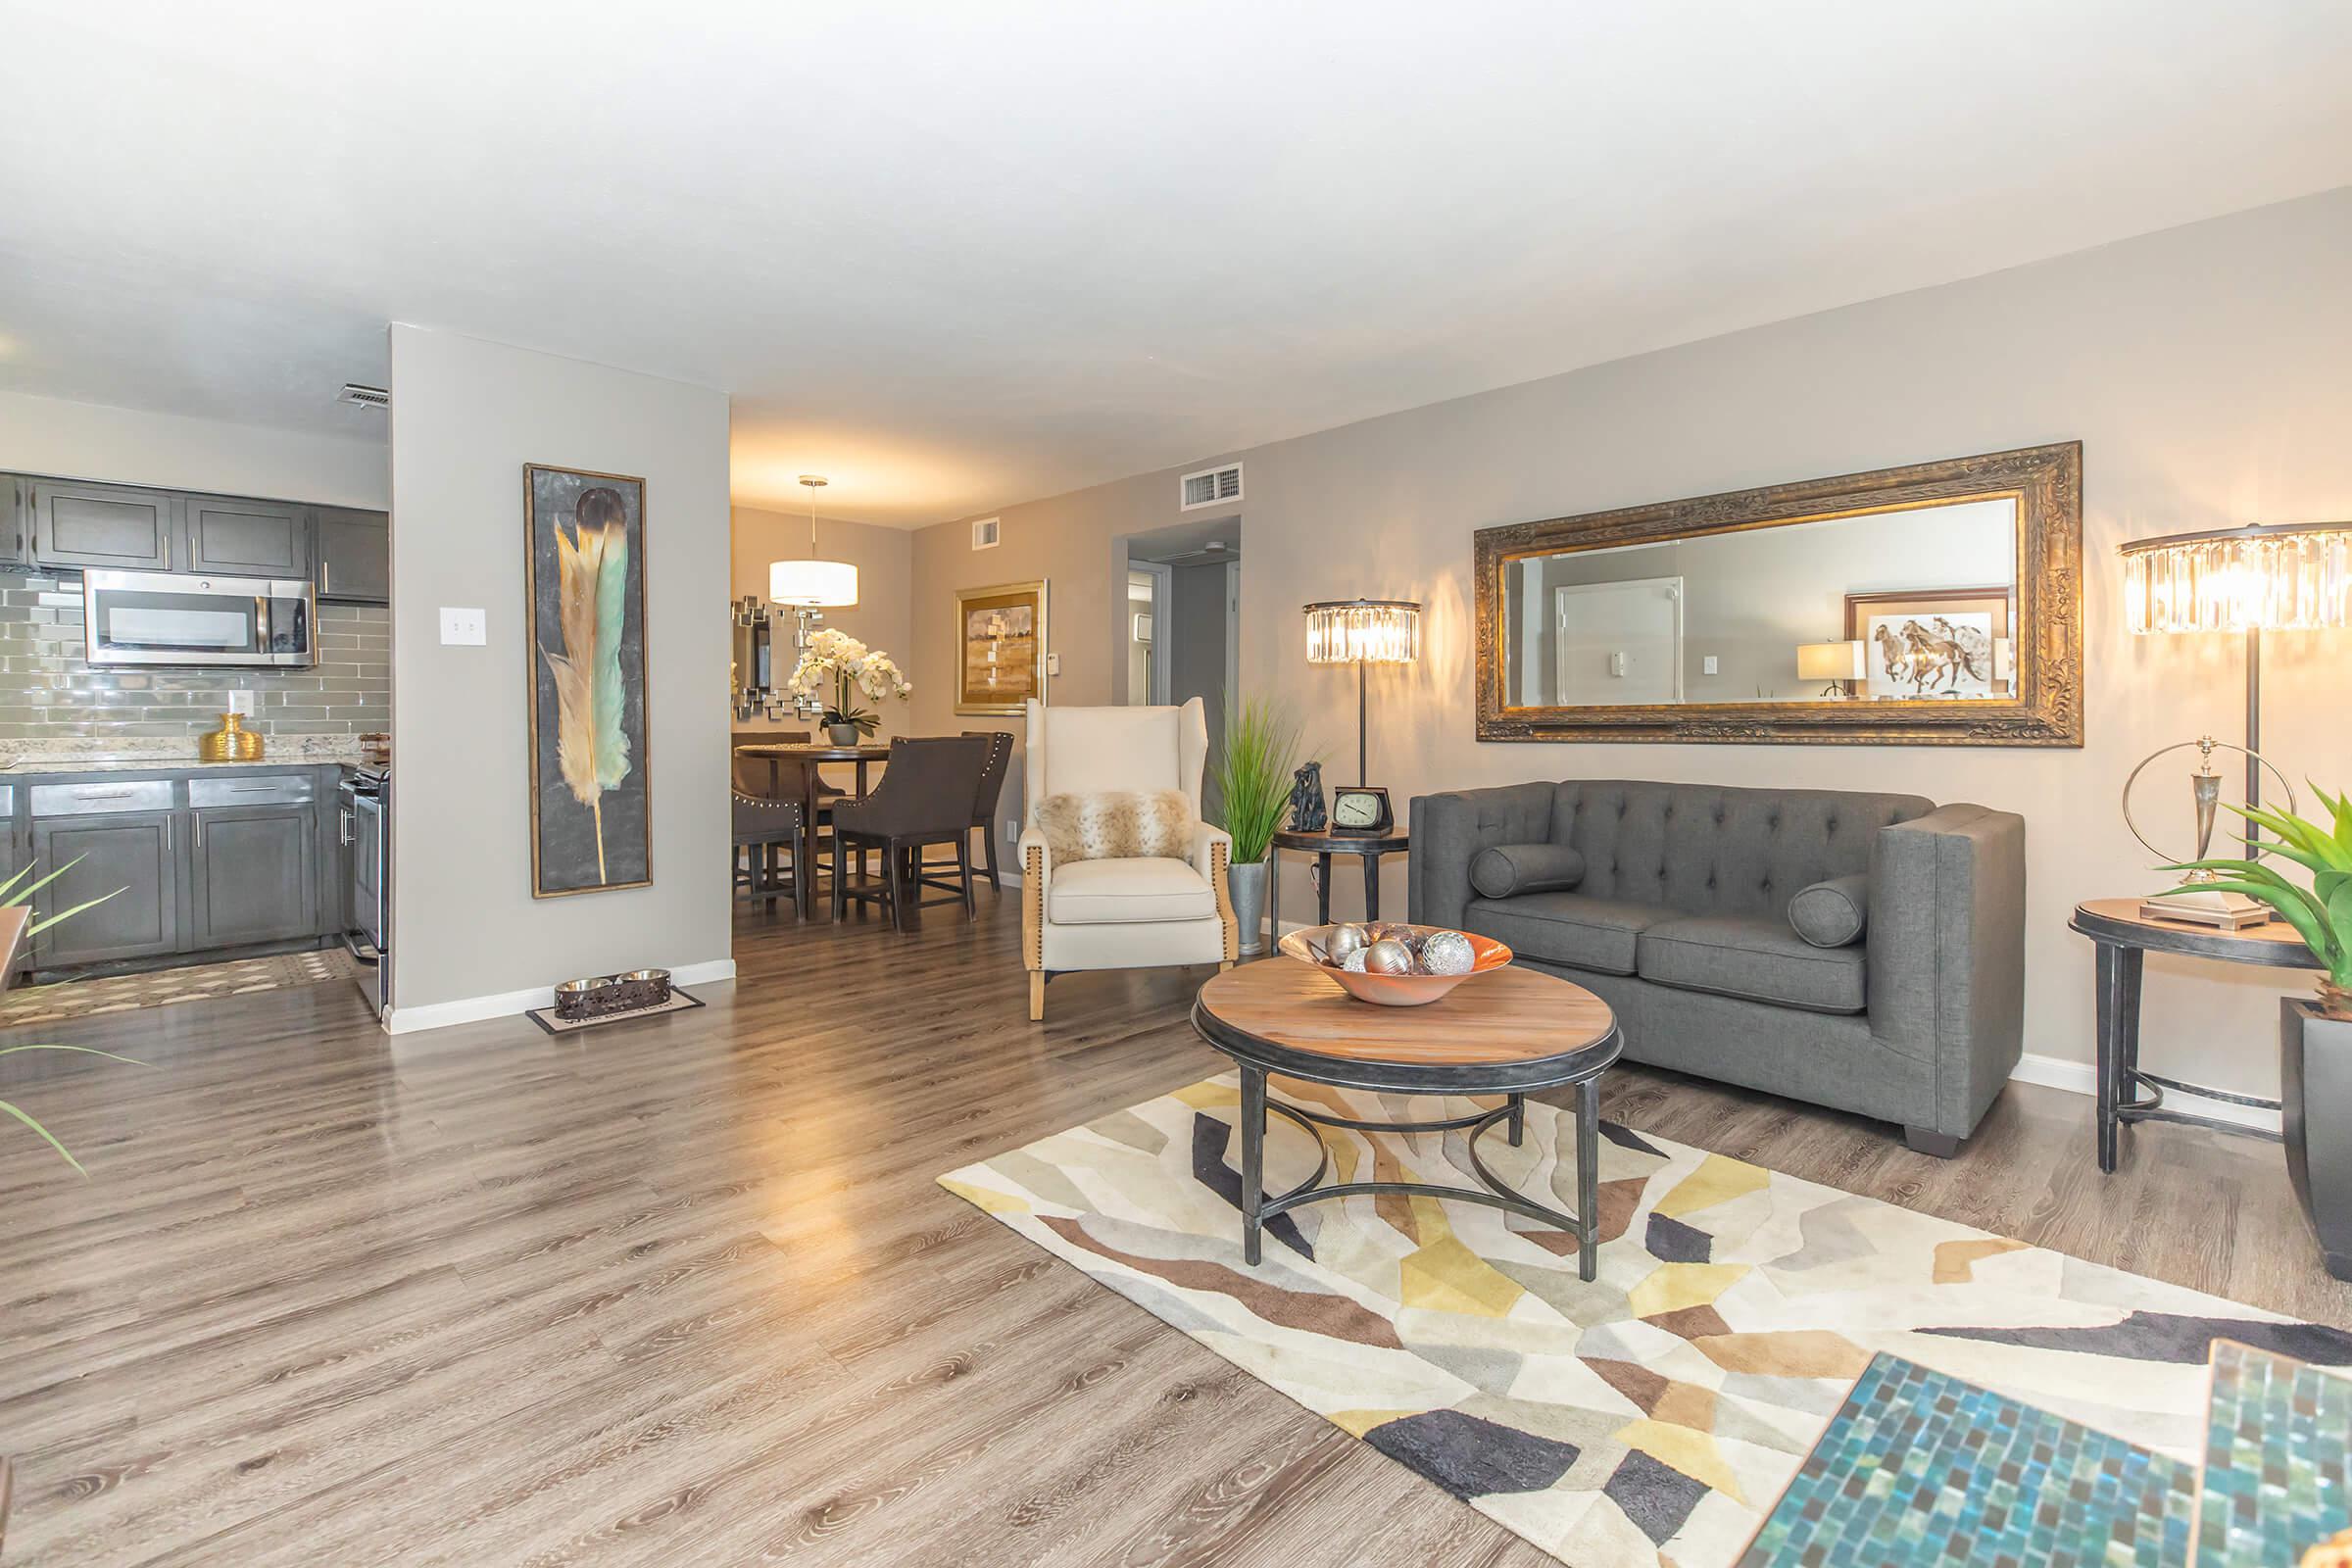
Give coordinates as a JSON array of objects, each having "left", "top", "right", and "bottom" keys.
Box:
[{"left": 524, "top": 464, "right": 652, "bottom": 898}]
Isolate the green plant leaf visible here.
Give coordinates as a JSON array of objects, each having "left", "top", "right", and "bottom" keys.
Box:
[
  {"left": 2227, "top": 802, "right": 2349, "bottom": 868},
  {"left": 2169, "top": 880, "right": 2338, "bottom": 964},
  {"left": 25, "top": 885, "right": 122, "bottom": 937},
  {"left": 1209, "top": 698, "right": 1310, "bottom": 864},
  {"left": 0, "top": 1098, "right": 87, "bottom": 1177},
  {"left": 0, "top": 854, "right": 91, "bottom": 910},
  {"left": 0, "top": 1043, "right": 148, "bottom": 1064}
]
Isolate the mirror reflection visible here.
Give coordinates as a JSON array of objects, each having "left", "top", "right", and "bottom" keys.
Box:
[{"left": 1501, "top": 497, "right": 2018, "bottom": 708}]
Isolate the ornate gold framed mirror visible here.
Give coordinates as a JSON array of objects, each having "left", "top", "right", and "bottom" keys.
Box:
[{"left": 1474, "top": 442, "right": 2082, "bottom": 745}]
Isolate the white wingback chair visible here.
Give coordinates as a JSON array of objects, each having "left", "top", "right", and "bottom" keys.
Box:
[{"left": 1020, "top": 697, "right": 1236, "bottom": 1020}]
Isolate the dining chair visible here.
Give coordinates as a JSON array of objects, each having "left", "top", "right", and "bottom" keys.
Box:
[
  {"left": 830, "top": 736, "right": 991, "bottom": 932},
  {"left": 730, "top": 793, "right": 807, "bottom": 917},
  {"left": 915, "top": 729, "right": 1012, "bottom": 901}
]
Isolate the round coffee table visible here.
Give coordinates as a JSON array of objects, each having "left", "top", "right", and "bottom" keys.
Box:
[{"left": 1191, "top": 959, "right": 1622, "bottom": 1279}]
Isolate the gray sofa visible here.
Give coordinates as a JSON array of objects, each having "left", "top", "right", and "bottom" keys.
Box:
[{"left": 1408, "top": 780, "right": 2025, "bottom": 1154}]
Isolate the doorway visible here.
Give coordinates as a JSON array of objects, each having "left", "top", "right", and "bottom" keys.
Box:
[{"left": 1122, "top": 518, "right": 1241, "bottom": 816}]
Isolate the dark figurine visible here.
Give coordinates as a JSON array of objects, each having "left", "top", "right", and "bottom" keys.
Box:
[{"left": 1289, "top": 760, "right": 1327, "bottom": 832}]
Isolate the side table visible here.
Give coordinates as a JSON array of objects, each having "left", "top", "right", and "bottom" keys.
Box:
[
  {"left": 1269, "top": 827, "right": 1409, "bottom": 936},
  {"left": 2068, "top": 898, "right": 2317, "bottom": 1173}
]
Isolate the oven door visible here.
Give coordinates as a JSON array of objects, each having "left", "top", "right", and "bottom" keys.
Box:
[{"left": 82, "top": 570, "right": 318, "bottom": 667}]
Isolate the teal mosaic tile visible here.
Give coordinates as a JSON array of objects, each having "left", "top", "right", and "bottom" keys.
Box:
[
  {"left": 1738, "top": 1353, "right": 2195, "bottom": 1568},
  {"left": 2196, "top": 1340, "right": 2352, "bottom": 1567}
]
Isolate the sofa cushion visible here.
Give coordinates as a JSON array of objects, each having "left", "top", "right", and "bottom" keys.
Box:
[
  {"left": 1463, "top": 893, "right": 1669, "bottom": 975},
  {"left": 1048, "top": 857, "right": 1216, "bottom": 925},
  {"left": 1638, "top": 914, "right": 1867, "bottom": 1015},
  {"left": 1470, "top": 843, "right": 1587, "bottom": 899},
  {"left": 1787, "top": 872, "right": 1870, "bottom": 948}
]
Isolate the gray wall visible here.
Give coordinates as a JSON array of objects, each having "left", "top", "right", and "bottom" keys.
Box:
[
  {"left": 387, "top": 325, "right": 731, "bottom": 1019},
  {"left": 910, "top": 186, "right": 2352, "bottom": 1102},
  {"left": 0, "top": 571, "right": 387, "bottom": 740}
]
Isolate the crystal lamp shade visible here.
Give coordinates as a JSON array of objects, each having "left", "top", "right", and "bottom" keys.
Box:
[
  {"left": 769, "top": 558, "right": 859, "bottom": 608},
  {"left": 1304, "top": 599, "right": 1421, "bottom": 664},
  {"left": 2120, "top": 521, "right": 2352, "bottom": 634}
]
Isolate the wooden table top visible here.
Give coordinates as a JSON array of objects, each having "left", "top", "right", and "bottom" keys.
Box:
[
  {"left": 734, "top": 742, "right": 890, "bottom": 762},
  {"left": 1195, "top": 957, "right": 1613, "bottom": 1069},
  {"left": 2072, "top": 897, "right": 2319, "bottom": 968},
  {"left": 1272, "top": 828, "right": 1409, "bottom": 854}
]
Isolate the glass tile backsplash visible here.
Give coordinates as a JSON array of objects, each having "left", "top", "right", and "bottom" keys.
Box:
[{"left": 0, "top": 573, "right": 388, "bottom": 739}]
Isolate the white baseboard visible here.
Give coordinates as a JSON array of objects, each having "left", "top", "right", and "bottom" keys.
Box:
[
  {"left": 2008, "top": 1050, "right": 2280, "bottom": 1134},
  {"left": 385, "top": 957, "right": 737, "bottom": 1035}
]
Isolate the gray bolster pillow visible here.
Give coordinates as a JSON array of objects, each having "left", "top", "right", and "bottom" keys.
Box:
[
  {"left": 1788, "top": 872, "right": 1871, "bottom": 948},
  {"left": 1469, "top": 843, "right": 1587, "bottom": 899}
]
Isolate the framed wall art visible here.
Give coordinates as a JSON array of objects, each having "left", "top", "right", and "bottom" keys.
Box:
[
  {"left": 524, "top": 463, "right": 652, "bottom": 897},
  {"left": 955, "top": 579, "right": 1047, "bottom": 715},
  {"left": 1842, "top": 587, "right": 2014, "bottom": 701}
]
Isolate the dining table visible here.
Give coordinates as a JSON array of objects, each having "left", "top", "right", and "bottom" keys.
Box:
[{"left": 734, "top": 742, "right": 890, "bottom": 917}]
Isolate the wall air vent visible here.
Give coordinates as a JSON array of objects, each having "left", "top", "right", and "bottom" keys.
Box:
[
  {"left": 1179, "top": 463, "right": 1242, "bottom": 512},
  {"left": 971, "top": 515, "right": 1001, "bottom": 550},
  {"left": 339, "top": 383, "right": 390, "bottom": 410}
]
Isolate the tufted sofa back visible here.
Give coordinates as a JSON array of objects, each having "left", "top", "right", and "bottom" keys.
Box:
[{"left": 1551, "top": 780, "right": 1935, "bottom": 918}]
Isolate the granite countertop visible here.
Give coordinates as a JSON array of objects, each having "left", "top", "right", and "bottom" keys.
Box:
[
  {"left": 0, "top": 737, "right": 373, "bottom": 776},
  {"left": 0, "top": 756, "right": 363, "bottom": 776}
]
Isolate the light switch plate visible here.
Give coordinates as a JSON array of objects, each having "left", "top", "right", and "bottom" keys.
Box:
[
  {"left": 440, "top": 607, "right": 487, "bottom": 646},
  {"left": 224, "top": 690, "right": 257, "bottom": 716},
  {"left": 1702, "top": 655, "right": 1720, "bottom": 675},
  {"left": 1046, "top": 652, "right": 1061, "bottom": 676}
]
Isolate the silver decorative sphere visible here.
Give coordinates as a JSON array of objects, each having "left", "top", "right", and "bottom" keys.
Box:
[
  {"left": 1421, "top": 929, "right": 1475, "bottom": 976},
  {"left": 1341, "top": 949, "right": 1369, "bottom": 972},
  {"left": 1362, "top": 938, "right": 1415, "bottom": 975},
  {"left": 1326, "top": 923, "right": 1370, "bottom": 962}
]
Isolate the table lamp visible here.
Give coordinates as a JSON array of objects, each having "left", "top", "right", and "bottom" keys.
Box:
[
  {"left": 1304, "top": 598, "right": 1420, "bottom": 835},
  {"left": 2120, "top": 519, "right": 2351, "bottom": 911},
  {"left": 1795, "top": 640, "right": 1867, "bottom": 698}
]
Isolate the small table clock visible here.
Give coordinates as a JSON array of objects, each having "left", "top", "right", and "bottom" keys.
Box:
[{"left": 1328, "top": 785, "right": 1394, "bottom": 836}]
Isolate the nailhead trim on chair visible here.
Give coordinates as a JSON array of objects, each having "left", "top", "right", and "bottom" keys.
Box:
[
  {"left": 1213, "top": 839, "right": 1237, "bottom": 962},
  {"left": 1023, "top": 843, "right": 1045, "bottom": 971}
]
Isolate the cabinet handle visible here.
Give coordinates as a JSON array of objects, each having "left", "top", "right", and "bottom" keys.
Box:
[
  {"left": 165, "top": 817, "right": 172, "bottom": 852},
  {"left": 195, "top": 815, "right": 203, "bottom": 850},
  {"left": 322, "top": 561, "right": 332, "bottom": 593},
  {"left": 75, "top": 789, "right": 134, "bottom": 800},
  {"left": 338, "top": 807, "right": 354, "bottom": 845}
]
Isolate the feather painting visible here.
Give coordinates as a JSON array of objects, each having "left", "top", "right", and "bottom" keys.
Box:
[
  {"left": 538, "top": 487, "right": 633, "bottom": 883},
  {"left": 525, "top": 467, "right": 649, "bottom": 897}
]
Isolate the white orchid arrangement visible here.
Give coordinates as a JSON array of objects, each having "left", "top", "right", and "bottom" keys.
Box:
[{"left": 788, "top": 627, "right": 912, "bottom": 736}]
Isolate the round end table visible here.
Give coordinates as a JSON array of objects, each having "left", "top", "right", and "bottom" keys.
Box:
[{"left": 1191, "top": 959, "right": 1621, "bottom": 1278}]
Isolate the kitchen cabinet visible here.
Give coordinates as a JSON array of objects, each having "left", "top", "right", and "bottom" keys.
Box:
[
  {"left": 29, "top": 808, "right": 181, "bottom": 965},
  {"left": 188, "top": 803, "right": 318, "bottom": 947},
  {"left": 27, "top": 479, "right": 176, "bottom": 571},
  {"left": 316, "top": 508, "right": 390, "bottom": 604},
  {"left": 0, "top": 475, "right": 29, "bottom": 568},
  {"left": 181, "top": 494, "right": 312, "bottom": 577}
]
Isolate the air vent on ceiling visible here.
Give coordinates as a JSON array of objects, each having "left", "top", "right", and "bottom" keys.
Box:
[
  {"left": 339, "top": 383, "right": 390, "bottom": 410},
  {"left": 1180, "top": 462, "right": 1242, "bottom": 512},
  {"left": 971, "top": 515, "right": 1001, "bottom": 550}
]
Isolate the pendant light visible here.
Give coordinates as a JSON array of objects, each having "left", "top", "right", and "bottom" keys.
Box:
[{"left": 769, "top": 475, "right": 859, "bottom": 608}]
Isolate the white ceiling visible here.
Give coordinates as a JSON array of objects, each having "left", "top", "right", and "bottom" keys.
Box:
[{"left": 4, "top": 2, "right": 2349, "bottom": 528}]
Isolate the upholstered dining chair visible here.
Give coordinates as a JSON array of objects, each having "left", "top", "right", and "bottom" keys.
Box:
[
  {"left": 916, "top": 729, "right": 1013, "bottom": 903},
  {"left": 830, "top": 735, "right": 991, "bottom": 932},
  {"left": 1019, "top": 697, "right": 1236, "bottom": 1021},
  {"left": 730, "top": 793, "right": 806, "bottom": 917}
]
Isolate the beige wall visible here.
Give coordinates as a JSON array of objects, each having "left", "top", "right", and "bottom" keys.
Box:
[
  {"left": 388, "top": 325, "right": 732, "bottom": 1023},
  {"left": 728, "top": 505, "right": 914, "bottom": 740},
  {"left": 911, "top": 186, "right": 2352, "bottom": 1101}
]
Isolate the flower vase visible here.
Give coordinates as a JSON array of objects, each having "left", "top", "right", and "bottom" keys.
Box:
[{"left": 827, "top": 722, "right": 860, "bottom": 746}]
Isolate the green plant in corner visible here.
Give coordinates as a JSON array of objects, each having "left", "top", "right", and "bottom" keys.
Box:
[
  {"left": 0, "top": 858, "right": 139, "bottom": 1174},
  {"left": 1211, "top": 698, "right": 1308, "bottom": 865},
  {"left": 2165, "top": 786, "right": 2352, "bottom": 1020}
]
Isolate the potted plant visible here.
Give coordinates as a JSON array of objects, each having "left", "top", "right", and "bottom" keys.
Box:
[
  {"left": 1211, "top": 700, "right": 1309, "bottom": 956},
  {"left": 787, "top": 628, "right": 911, "bottom": 745},
  {"left": 2167, "top": 787, "right": 2352, "bottom": 1278}
]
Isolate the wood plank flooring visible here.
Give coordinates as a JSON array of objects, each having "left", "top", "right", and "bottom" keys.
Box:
[{"left": 2, "top": 889, "right": 2346, "bottom": 1565}]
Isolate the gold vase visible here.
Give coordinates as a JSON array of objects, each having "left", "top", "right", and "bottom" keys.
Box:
[{"left": 198, "top": 712, "right": 263, "bottom": 762}]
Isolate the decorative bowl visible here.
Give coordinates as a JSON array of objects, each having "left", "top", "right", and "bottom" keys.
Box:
[{"left": 1278, "top": 922, "right": 1513, "bottom": 1006}]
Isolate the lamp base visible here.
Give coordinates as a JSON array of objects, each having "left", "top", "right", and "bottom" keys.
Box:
[{"left": 2140, "top": 888, "right": 2275, "bottom": 929}]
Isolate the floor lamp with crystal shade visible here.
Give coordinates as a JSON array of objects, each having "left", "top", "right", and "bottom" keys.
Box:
[
  {"left": 1305, "top": 600, "right": 1420, "bottom": 836},
  {"left": 2120, "top": 520, "right": 2352, "bottom": 907}
]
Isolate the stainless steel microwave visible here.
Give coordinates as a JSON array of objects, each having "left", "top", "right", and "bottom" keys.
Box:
[{"left": 82, "top": 569, "right": 318, "bottom": 668}]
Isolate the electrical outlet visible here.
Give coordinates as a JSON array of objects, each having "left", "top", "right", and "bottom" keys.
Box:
[{"left": 440, "top": 607, "right": 487, "bottom": 646}]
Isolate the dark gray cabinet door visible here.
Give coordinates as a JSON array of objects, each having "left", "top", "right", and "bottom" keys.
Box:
[
  {"left": 183, "top": 495, "right": 313, "bottom": 577},
  {"left": 316, "top": 508, "right": 390, "bottom": 603},
  {"left": 28, "top": 480, "right": 176, "bottom": 571},
  {"left": 28, "top": 811, "right": 179, "bottom": 964},
  {"left": 0, "top": 475, "right": 29, "bottom": 568},
  {"left": 188, "top": 804, "right": 318, "bottom": 948}
]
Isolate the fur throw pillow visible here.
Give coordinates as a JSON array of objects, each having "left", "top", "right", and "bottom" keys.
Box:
[{"left": 1032, "top": 790, "right": 1196, "bottom": 863}]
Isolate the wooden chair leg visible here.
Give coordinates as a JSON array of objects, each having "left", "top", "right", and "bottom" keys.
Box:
[
  {"left": 959, "top": 841, "right": 975, "bottom": 918},
  {"left": 885, "top": 841, "right": 909, "bottom": 932},
  {"left": 1029, "top": 971, "right": 1045, "bottom": 1021},
  {"left": 831, "top": 833, "right": 848, "bottom": 920},
  {"left": 981, "top": 825, "right": 1001, "bottom": 892}
]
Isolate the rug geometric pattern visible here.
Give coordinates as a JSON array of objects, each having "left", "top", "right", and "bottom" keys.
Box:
[{"left": 939, "top": 1073, "right": 2352, "bottom": 1568}]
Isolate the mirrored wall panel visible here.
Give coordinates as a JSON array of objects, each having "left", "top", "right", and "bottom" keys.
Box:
[{"left": 1474, "top": 444, "right": 2082, "bottom": 745}]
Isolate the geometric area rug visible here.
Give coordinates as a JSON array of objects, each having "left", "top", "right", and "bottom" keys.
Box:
[{"left": 939, "top": 1073, "right": 2352, "bottom": 1568}]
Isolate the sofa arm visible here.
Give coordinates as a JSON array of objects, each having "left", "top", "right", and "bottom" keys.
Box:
[
  {"left": 1408, "top": 783, "right": 1559, "bottom": 928},
  {"left": 1868, "top": 804, "right": 2027, "bottom": 1139},
  {"left": 1193, "top": 822, "right": 1238, "bottom": 962},
  {"left": 1019, "top": 826, "right": 1053, "bottom": 974}
]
